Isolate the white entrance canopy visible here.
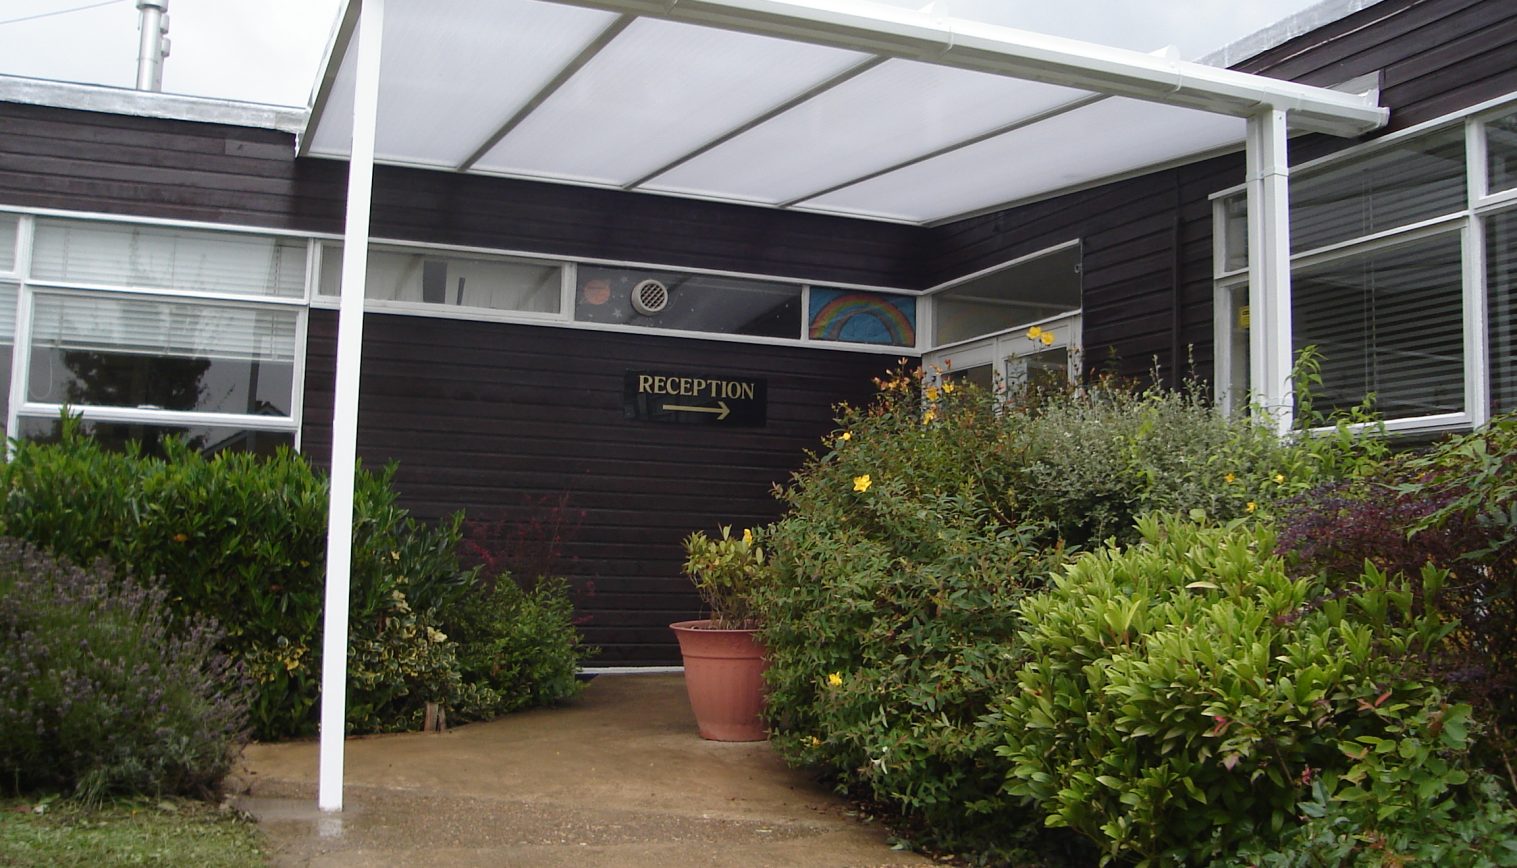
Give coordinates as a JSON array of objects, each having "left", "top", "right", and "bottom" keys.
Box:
[
  {"left": 300, "top": 0, "right": 1386, "bottom": 226},
  {"left": 311, "top": 0, "right": 1389, "bottom": 813}
]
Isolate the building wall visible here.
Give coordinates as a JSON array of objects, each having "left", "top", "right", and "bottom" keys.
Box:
[
  {"left": 299, "top": 311, "right": 893, "bottom": 663},
  {"left": 925, "top": 0, "right": 1517, "bottom": 385}
]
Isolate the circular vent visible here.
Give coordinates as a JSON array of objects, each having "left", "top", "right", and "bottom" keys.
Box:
[{"left": 630, "top": 279, "right": 669, "bottom": 316}]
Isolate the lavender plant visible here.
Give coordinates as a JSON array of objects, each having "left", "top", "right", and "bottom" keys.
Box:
[{"left": 0, "top": 538, "right": 249, "bottom": 801}]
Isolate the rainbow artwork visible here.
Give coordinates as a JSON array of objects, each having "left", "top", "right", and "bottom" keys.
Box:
[{"left": 808, "top": 289, "right": 917, "bottom": 347}]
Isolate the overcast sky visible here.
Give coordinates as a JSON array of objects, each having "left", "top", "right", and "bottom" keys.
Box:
[{"left": 0, "top": 0, "right": 1331, "bottom": 107}]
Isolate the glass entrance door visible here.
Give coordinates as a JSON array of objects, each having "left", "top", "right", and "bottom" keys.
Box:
[{"left": 924, "top": 315, "right": 1081, "bottom": 397}]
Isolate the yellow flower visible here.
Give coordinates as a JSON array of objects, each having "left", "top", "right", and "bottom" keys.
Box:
[
  {"left": 839, "top": 431, "right": 852, "bottom": 442},
  {"left": 810, "top": 735, "right": 823, "bottom": 748},
  {"left": 1224, "top": 472, "right": 1236, "bottom": 484},
  {"left": 853, "top": 474, "right": 872, "bottom": 493},
  {"left": 827, "top": 672, "right": 843, "bottom": 687},
  {"left": 1274, "top": 473, "right": 1286, "bottom": 484},
  {"left": 742, "top": 528, "right": 754, "bottom": 545},
  {"left": 921, "top": 407, "right": 937, "bottom": 425},
  {"left": 924, "top": 385, "right": 940, "bottom": 401},
  {"left": 1246, "top": 501, "right": 1257, "bottom": 513},
  {"left": 172, "top": 533, "right": 189, "bottom": 543},
  {"left": 1040, "top": 331, "right": 1055, "bottom": 346},
  {"left": 1026, "top": 325, "right": 1044, "bottom": 340},
  {"left": 941, "top": 381, "right": 956, "bottom": 395}
]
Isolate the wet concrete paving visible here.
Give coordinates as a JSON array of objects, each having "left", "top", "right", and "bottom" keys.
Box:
[{"left": 233, "top": 673, "right": 931, "bottom": 867}]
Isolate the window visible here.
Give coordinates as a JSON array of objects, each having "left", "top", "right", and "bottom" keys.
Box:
[
  {"left": 1214, "top": 98, "right": 1517, "bottom": 431},
  {"left": 932, "top": 243, "right": 1081, "bottom": 346},
  {"left": 575, "top": 266, "right": 802, "bottom": 339},
  {"left": 319, "top": 243, "right": 563, "bottom": 315},
  {"left": 807, "top": 288, "right": 916, "bottom": 348},
  {"left": 11, "top": 216, "right": 307, "bottom": 456}
]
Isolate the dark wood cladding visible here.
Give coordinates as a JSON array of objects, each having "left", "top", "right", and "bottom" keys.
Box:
[
  {"left": 925, "top": 0, "right": 1517, "bottom": 383},
  {"left": 301, "top": 311, "right": 895, "bottom": 663},
  {"left": 0, "top": 101, "right": 925, "bottom": 290}
]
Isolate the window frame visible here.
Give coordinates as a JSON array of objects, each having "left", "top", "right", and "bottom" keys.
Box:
[{"left": 1212, "top": 92, "right": 1517, "bottom": 433}]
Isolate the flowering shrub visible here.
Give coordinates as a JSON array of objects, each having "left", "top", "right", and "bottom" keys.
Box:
[
  {"left": 754, "top": 367, "right": 1398, "bottom": 859},
  {"left": 0, "top": 538, "right": 248, "bottom": 800},
  {"left": 997, "top": 516, "right": 1512, "bottom": 865},
  {"left": 682, "top": 525, "right": 768, "bottom": 629}
]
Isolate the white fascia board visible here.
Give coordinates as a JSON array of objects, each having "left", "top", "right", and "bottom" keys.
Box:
[{"left": 546, "top": 0, "right": 1387, "bottom": 137}]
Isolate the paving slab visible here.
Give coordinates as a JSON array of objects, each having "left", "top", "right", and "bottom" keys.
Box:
[{"left": 234, "top": 673, "right": 932, "bottom": 867}]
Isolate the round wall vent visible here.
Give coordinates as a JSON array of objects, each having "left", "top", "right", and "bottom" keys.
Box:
[{"left": 630, "top": 279, "right": 669, "bottom": 316}]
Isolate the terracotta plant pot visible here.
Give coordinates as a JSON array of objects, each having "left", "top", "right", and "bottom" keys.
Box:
[{"left": 669, "top": 619, "right": 767, "bottom": 741}]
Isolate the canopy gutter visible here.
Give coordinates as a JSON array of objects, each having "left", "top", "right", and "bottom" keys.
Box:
[{"left": 545, "top": 0, "right": 1388, "bottom": 137}]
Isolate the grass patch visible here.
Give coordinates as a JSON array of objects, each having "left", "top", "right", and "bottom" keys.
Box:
[{"left": 0, "top": 796, "right": 266, "bottom": 867}]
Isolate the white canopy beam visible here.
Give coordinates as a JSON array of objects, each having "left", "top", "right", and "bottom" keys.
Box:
[
  {"left": 318, "top": 0, "right": 384, "bottom": 814},
  {"left": 547, "top": 0, "right": 1388, "bottom": 137},
  {"left": 1245, "top": 107, "right": 1294, "bottom": 435}
]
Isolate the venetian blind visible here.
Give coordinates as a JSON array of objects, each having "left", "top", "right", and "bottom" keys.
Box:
[
  {"left": 30, "top": 293, "right": 298, "bottom": 362},
  {"left": 30, "top": 219, "right": 306, "bottom": 298}
]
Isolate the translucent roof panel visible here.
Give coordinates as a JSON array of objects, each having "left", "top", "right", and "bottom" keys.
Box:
[
  {"left": 799, "top": 98, "right": 1247, "bottom": 223},
  {"left": 645, "top": 58, "right": 1093, "bottom": 206},
  {"left": 305, "top": 0, "right": 621, "bottom": 167},
  {"left": 468, "top": 17, "right": 869, "bottom": 187}
]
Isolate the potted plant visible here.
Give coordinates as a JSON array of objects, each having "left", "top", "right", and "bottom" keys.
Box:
[{"left": 671, "top": 525, "right": 769, "bottom": 741}]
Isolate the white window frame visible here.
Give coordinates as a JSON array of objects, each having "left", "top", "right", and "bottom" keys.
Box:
[
  {"left": 1212, "top": 91, "right": 1517, "bottom": 433},
  {"left": 2, "top": 210, "right": 312, "bottom": 453}
]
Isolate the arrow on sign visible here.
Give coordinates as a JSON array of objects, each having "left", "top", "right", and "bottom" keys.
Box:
[{"left": 664, "top": 400, "right": 731, "bottom": 420}]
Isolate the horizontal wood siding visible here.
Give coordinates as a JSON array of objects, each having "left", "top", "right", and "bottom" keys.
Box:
[
  {"left": 925, "top": 0, "right": 1517, "bottom": 383},
  {"left": 0, "top": 102, "right": 924, "bottom": 290},
  {"left": 301, "top": 311, "right": 894, "bottom": 663}
]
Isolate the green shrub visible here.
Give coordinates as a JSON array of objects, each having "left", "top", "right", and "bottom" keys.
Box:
[
  {"left": 0, "top": 423, "right": 471, "bottom": 738},
  {"left": 0, "top": 538, "right": 248, "bottom": 800},
  {"left": 443, "top": 575, "right": 590, "bottom": 722},
  {"left": 682, "top": 525, "right": 767, "bottom": 629},
  {"left": 996, "top": 515, "right": 1506, "bottom": 865}
]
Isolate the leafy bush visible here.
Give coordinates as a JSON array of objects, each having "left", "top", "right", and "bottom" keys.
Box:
[
  {"left": 443, "top": 575, "right": 590, "bottom": 722},
  {"left": 682, "top": 525, "right": 768, "bottom": 629},
  {"left": 997, "top": 515, "right": 1509, "bottom": 865},
  {"left": 0, "top": 422, "right": 589, "bottom": 739},
  {"left": 1278, "top": 413, "right": 1517, "bottom": 765},
  {"left": 0, "top": 538, "right": 248, "bottom": 800}
]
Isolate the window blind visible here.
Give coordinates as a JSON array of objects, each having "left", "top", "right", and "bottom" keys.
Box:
[
  {"left": 0, "top": 283, "right": 16, "bottom": 345},
  {"left": 30, "top": 219, "right": 306, "bottom": 298},
  {"left": 30, "top": 293, "right": 298, "bottom": 363},
  {"left": 0, "top": 214, "right": 16, "bottom": 273},
  {"left": 1291, "top": 128, "right": 1466, "bottom": 254},
  {"left": 1292, "top": 231, "right": 1465, "bottom": 418},
  {"left": 1488, "top": 209, "right": 1517, "bottom": 413}
]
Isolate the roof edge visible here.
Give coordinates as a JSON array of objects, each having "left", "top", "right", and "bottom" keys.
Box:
[
  {"left": 0, "top": 75, "right": 308, "bottom": 134},
  {"left": 1196, "top": 0, "right": 1385, "bottom": 68}
]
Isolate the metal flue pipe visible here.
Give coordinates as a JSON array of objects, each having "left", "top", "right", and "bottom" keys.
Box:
[{"left": 135, "top": 0, "right": 170, "bottom": 91}]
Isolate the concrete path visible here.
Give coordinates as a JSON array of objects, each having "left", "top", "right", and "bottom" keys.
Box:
[{"left": 234, "top": 673, "right": 932, "bottom": 867}]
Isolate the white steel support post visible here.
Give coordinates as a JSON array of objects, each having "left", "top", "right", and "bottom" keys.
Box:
[
  {"left": 1245, "top": 108, "right": 1295, "bottom": 434},
  {"left": 318, "top": 0, "right": 383, "bottom": 814}
]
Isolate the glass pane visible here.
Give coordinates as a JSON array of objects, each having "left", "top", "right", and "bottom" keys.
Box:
[
  {"left": 1007, "top": 346, "right": 1069, "bottom": 394},
  {"left": 31, "top": 219, "right": 306, "bottom": 298},
  {"left": 934, "top": 245, "right": 1081, "bottom": 346},
  {"left": 1489, "top": 109, "right": 1517, "bottom": 196},
  {"left": 0, "top": 213, "right": 17, "bottom": 272},
  {"left": 1227, "top": 283, "right": 1251, "bottom": 412},
  {"left": 942, "top": 364, "right": 994, "bottom": 392},
  {"left": 16, "top": 416, "right": 292, "bottom": 459},
  {"left": 574, "top": 266, "right": 800, "bottom": 339},
  {"left": 0, "top": 283, "right": 14, "bottom": 433},
  {"left": 1488, "top": 209, "right": 1517, "bottom": 414},
  {"left": 320, "top": 244, "right": 561, "bottom": 314},
  {"left": 807, "top": 288, "right": 916, "bottom": 347},
  {"left": 29, "top": 295, "right": 296, "bottom": 416},
  {"left": 1292, "top": 232, "right": 1464, "bottom": 419},
  {"left": 1291, "top": 128, "right": 1466, "bottom": 253},
  {"left": 1221, "top": 194, "right": 1248, "bottom": 273}
]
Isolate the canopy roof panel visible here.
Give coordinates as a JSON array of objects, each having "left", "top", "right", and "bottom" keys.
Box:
[{"left": 302, "top": 0, "right": 1386, "bottom": 225}]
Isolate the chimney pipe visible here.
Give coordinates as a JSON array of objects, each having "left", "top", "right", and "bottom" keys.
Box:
[{"left": 135, "top": 0, "right": 170, "bottom": 91}]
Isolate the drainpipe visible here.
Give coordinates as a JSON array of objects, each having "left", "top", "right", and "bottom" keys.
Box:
[{"left": 135, "top": 0, "right": 170, "bottom": 92}]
